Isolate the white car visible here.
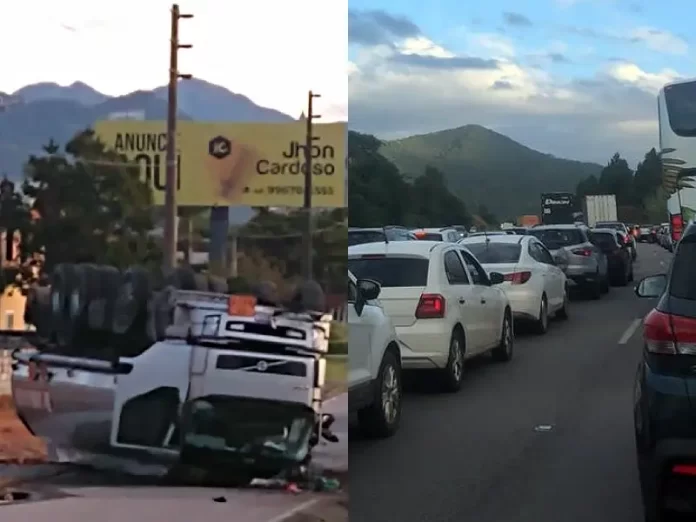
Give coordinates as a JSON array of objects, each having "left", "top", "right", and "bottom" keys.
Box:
[
  {"left": 460, "top": 234, "right": 569, "bottom": 334},
  {"left": 348, "top": 241, "right": 513, "bottom": 393},
  {"left": 348, "top": 271, "right": 403, "bottom": 437}
]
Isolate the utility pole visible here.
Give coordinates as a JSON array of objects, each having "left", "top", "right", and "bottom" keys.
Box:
[
  {"left": 303, "top": 91, "right": 321, "bottom": 280},
  {"left": 163, "top": 3, "right": 193, "bottom": 272}
]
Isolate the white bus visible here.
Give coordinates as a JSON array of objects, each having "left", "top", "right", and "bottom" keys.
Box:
[{"left": 658, "top": 78, "right": 696, "bottom": 244}]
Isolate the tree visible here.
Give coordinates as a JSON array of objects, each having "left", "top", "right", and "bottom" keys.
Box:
[
  {"left": 633, "top": 148, "right": 662, "bottom": 204},
  {"left": 347, "top": 131, "right": 471, "bottom": 228},
  {"left": 21, "top": 130, "right": 157, "bottom": 271},
  {"left": 598, "top": 153, "right": 635, "bottom": 206}
]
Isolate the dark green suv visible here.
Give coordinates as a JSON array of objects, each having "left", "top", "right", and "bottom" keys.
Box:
[{"left": 634, "top": 221, "right": 696, "bottom": 520}]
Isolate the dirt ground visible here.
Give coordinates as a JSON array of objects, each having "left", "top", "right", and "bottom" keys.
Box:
[{"left": 0, "top": 397, "right": 47, "bottom": 464}]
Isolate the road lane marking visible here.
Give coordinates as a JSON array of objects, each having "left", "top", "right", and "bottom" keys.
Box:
[
  {"left": 618, "top": 318, "right": 642, "bottom": 345},
  {"left": 267, "top": 498, "right": 322, "bottom": 522}
]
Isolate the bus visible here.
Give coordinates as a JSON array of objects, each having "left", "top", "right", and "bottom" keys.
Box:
[{"left": 657, "top": 78, "right": 696, "bottom": 244}]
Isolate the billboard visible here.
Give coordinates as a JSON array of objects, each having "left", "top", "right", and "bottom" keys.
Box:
[{"left": 93, "top": 120, "right": 346, "bottom": 208}]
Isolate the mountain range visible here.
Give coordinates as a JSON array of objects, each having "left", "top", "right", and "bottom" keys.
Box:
[
  {"left": 0, "top": 79, "right": 295, "bottom": 181},
  {"left": 380, "top": 125, "right": 603, "bottom": 218}
]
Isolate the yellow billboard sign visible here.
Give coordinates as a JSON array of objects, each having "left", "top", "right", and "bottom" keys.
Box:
[{"left": 93, "top": 120, "right": 346, "bottom": 207}]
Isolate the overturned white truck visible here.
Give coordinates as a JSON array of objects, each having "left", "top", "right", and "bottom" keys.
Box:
[{"left": 5, "top": 263, "right": 337, "bottom": 484}]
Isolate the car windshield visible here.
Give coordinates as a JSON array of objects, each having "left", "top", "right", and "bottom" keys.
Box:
[
  {"left": 349, "top": 230, "right": 386, "bottom": 246},
  {"left": 181, "top": 398, "right": 315, "bottom": 463},
  {"left": 348, "top": 256, "right": 429, "bottom": 287},
  {"left": 528, "top": 228, "right": 584, "bottom": 249},
  {"left": 463, "top": 242, "right": 522, "bottom": 263}
]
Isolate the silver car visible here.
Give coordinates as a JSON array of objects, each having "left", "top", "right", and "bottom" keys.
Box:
[{"left": 529, "top": 224, "right": 609, "bottom": 299}]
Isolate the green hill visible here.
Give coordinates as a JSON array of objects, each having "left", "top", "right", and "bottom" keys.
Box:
[{"left": 379, "top": 125, "right": 602, "bottom": 217}]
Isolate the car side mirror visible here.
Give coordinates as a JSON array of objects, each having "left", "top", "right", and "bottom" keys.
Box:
[
  {"left": 635, "top": 274, "right": 667, "bottom": 298},
  {"left": 358, "top": 279, "right": 381, "bottom": 300},
  {"left": 489, "top": 272, "right": 505, "bottom": 285},
  {"left": 552, "top": 253, "right": 568, "bottom": 269},
  {"left": 354, "top": 279, "right": 381, "bottom": 316}
]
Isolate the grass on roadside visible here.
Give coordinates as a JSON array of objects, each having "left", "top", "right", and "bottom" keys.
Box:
[{"left": 326, "top": 357, "right": 347, "bottom": 384}]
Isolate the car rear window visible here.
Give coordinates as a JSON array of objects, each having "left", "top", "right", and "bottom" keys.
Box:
[
  {"left": 349, "top": 231, "right": 386, "bottom": 246},
  {"left": 669, "top": 242, "right": 696, "bottom": 300},
  {"left": 348, "top": 256, "right": 429, "bottom": 287},
  {"left": 528, "top": 229, "right": 584, "bottom": 249},
  {"left": 463, "top": 242, "right": 522, "bottom": 263},
  {"left": 590, "top": 232, "right": 617, "bottom": 250},
  {"left": 596, "top": 222, "right": 624, "bottom": 231}
]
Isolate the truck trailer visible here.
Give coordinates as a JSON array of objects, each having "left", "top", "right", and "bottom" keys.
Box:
[{"left": 582, "top": 194, "right": 618, "bottom": 228}]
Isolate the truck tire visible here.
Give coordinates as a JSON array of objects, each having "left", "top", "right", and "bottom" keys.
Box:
[
  {"left": 193, "top": 273, "right": 209, "bottom": 291},
  {"left": 87, "top": 266, "right": 121, "bottom": 331},
  {"left": 112, "top": 266, "right": 151, "bottom": 336},
  {"left": 207, "top": 275, "right": 228, "bottom": 293},
  {"left": 50, "top": 264, "right": 78, "bottom": 348},
  {"left": 164, "top": 267, "right": 197, "bottom": 291},
  {"left": 25, "top": 285, "right": 51, "bottom": 339},
  {"left": 288, "top": 280, "right": 325, "bottom": 313},
  {"left": 63, "top": 264, "right": 101, "bottom": 351}
]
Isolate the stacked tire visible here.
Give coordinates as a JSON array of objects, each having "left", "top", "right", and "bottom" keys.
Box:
[{"left": 25, "top": 262, "right": 328, "bottom": 358}]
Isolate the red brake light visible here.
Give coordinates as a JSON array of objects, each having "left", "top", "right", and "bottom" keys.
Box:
[
  {"left": 503, "top": 271, "right": 531, "bottom": 284},
  {"left": 643, "top": 309, "right": 696, "bottom": 355},
  {"left": 670, "top": 214, "right": 683, "bottom": 242},
  {"left": 672, "top": 464, "right": 696, "bottom": 476},
  {"left": 571, "top": 248, "right": 593, "bottom": 257},
  {"left": 416, "top": 293, "right": 445, "bottom": 319},
  {"left": 623, "top": 234, "right": 631, "bottom": 244}
]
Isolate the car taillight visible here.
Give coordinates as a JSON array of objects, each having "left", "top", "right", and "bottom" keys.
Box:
[
  {"left": 671, "top": 214, "right": 683, "bottom": 242},
  {"left": 643, "top": 309, "right": 696, "bottom": 355},
  {"left": 672, "top": 464, "right": 696, "bottom": 476},
  {"left": 416, "top": 293, "right": 445, "bottom": 319},
  {"left": 503, "top": 271, "right": 531, "bottom": 284},
  {"left": 571, "top": 248, "right": 593, "bottom": 257}
]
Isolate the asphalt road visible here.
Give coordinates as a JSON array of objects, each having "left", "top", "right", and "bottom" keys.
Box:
[
  {"left": 350, "top": 242, "right": 672, "bottom": 522},
  {"left": 0, "top": 395, "right": 348, "bottom": 520}
]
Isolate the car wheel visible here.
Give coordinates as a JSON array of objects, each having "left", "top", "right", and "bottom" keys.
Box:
[
  {"left": 357, "top": 350, "right": 402, "bottom": 438},
  {"left": 492, "top": 312, "right": 514, "bottom": 362},
  {"left": 589, "top": 274, "right": 602, "bottom": 300},
  {"left": 628, "top": 265, "right": 635, "bottom": 282},
  {"left": 556, "top": 288, "right": 569, "bottom": 320},
  {"left": 441, "top": 331, "right": 465, "bottom": 392},
  {"left": 532, "top": 295, "right": 549, "bottom": 334},
  {"left": 618, "top": 265, "right": 629, "bottom": 287},
  {"left": 601, "top": 274, "right": 610, "bottom": 294}
]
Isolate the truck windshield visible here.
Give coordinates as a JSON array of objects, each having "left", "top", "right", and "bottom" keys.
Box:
[{"left": 182, "top": 398, "right": 315, "bottom": 462}]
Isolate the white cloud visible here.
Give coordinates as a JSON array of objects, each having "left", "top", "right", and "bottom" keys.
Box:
[
  {"left": 606, "top": 62, "right": 681, "bottom": 92},
  {"left": 629, "top": 27, "right": 688, "bottom": 55},
  {"left": 350, "top": 34, "right": 684, "bottom": 163},
  {"left": 0, "top": 0, "right": 347, "bottom": 120},
  {"left": 465, "top": 33, "right": 517, "bottom": 59}
]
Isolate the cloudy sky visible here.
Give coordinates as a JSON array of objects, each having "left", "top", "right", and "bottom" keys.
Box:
[
  {"left": 0, "top": 0, "right": 347, "bottom": 121},
  {"left": 349, "top": 0, "right": 694, "bottom": 165}
]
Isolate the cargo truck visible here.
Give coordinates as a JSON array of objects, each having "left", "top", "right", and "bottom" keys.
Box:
[
  {"left": 583, "top": 194, "right": 618, "bottom": 227},
  {"left": 541, "top": 192, "right": 575, "bottom": 225},
  {"left": 2, "top": 264, "right": 338, "bottom": 484}
]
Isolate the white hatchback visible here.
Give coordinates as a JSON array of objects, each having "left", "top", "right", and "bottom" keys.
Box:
[
  {"left": 460, "top": 234, "right": 569, "bottom": 334},
  {"left": 348, "top": 241, "right": 513, "bottom": 393},
  {"left": 348, "top": 271, "right": 403, "bottom": 438}
]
